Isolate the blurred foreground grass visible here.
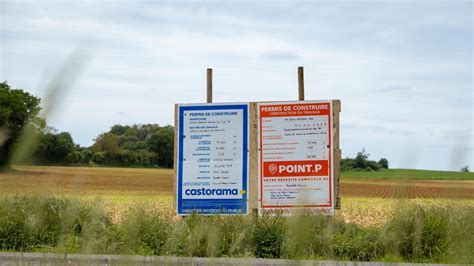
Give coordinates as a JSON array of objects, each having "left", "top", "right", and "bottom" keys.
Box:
[{"left": 0, "top": 195, "right": 472, "bottom": 263}]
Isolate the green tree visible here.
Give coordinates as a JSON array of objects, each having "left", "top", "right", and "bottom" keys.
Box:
[
  {"left": 341, "top": 149, "right": 389, "bottom": 172},
  {"left": 0, "top": 82, "right": 45, "bottom": 169},
  {"left": 378, "top": 158, "right": 389, "bottom": 169},
  {"left": 354, "top": 148, "right": 370, "bottom": 169},
  {"left": 34, "top": 131, "right": 75, "bottom": 165},
  {"left": 110, "top": 124, "right": 130, "bottom": 135},
  {"left": 341, "top": 158, "right": 355, "bottom": 171},
  {"left": 87, "top": 124, "right": 173, "bottom": 168},
  {"left": 66, "top": 151, "right": 84, "bottom": 165},
  {"left": 81, "top": 149, "right": 93, "bottom": 164},
  {"left": 92, "top": 152, "right": 106, "bottom": 165},
  {"left": 147, "top": 127, "right": 174, "bottom": 168},
  {"left": 91, "top": 133, "right": 121, "bottom": 155},
  {"left": 367, "top": 160, "right": 380, "bottom": 171}
]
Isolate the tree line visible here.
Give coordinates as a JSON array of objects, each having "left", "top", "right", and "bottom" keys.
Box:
[
  {"left": 33, "top": 124, "right": 174, "bottom": 168},
  {"left": 341, "top": 148, "right": 389, "bottom": 171},
  {"left": 1, "top": 82, "right": 173, "bottom": 169}
]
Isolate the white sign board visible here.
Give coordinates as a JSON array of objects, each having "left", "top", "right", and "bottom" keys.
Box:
[
  {"left": 176, "top": 103, "right": 249, "bottom": 215},
  {"left": 258, "top": 101, "right": 334, "bottom": 215}
]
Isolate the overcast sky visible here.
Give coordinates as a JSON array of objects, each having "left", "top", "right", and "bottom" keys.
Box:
[{"left": 1, "top": 1, "right": 472, "bottom": 171}]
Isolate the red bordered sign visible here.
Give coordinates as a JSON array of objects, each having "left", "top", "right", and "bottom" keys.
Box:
[{"left": 257, "top": 101, "right": 334, "bottom": 215}]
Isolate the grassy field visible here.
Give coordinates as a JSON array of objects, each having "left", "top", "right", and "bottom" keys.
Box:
[{"left": 342, "top": 168, "right": 474, "bottom": 180}]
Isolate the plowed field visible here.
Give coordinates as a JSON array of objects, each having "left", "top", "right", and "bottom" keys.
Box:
[
  {"left": 341, "top": 179, "right": 474, "bottom": 199},
  {"left": 2, "top": 166, "right": 473, "bottom": 199}
]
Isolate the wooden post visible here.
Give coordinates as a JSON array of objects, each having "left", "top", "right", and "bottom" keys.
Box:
[
  {"left": 207, "top": 68, "right": 213, "bottom": 103},
  {"left": 249, "top": 102, "right": 258, "bottom": 213},
  {"left": 332, "top": 100, "right": 341, "bottom": 209},
  {"left": 298, "top": 66, "right": 304, "bottom": 101}
]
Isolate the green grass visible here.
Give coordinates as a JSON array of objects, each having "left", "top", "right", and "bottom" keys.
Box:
[
  {"left": 342, "top": 168, "right": 474, "bottom": 180},
  {"left": 0, "top": 195, "right": 473, "bottom": 263}
]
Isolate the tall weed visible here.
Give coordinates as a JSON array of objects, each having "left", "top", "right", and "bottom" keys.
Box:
[{"left": 386, "top": 204, "right": 450, "bottom": 262}]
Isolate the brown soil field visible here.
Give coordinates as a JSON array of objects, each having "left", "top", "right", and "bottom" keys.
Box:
[
  {"left": 2, "top": 166, "right": 473, "bottom": 199},
  {"left": 341, "top": 179, "right": 474, "bottom": 199},
  {"left": 0, "top": 166, "right": 173, "bottom": 196}
]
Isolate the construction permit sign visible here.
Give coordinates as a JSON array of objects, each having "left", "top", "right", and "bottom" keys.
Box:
[{"left": 257, "top": 101, "right": 334, "bottom": 215}]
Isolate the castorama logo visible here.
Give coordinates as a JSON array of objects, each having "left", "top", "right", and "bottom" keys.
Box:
[{"left": 185, "top": 188, "right": 239, "bottom": 196}]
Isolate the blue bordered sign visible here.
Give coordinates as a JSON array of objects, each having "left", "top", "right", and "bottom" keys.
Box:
[{"left": 176, "top": 103, "right": 249, "bottom": 215}]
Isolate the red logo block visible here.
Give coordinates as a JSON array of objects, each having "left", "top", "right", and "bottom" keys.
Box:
[{"left": 263, "top": 160, "right": 328, "bottom": 177}]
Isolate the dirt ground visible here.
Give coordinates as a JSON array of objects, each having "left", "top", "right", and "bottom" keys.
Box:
[
  {"left": 0, "top": 166, "right": 174, "bottom": 196},
  {"left": 341, "top": 178, "right": 474, "bottom": 198},
  {"left": 2, "top": 166, "right": 472, "bottom": 199}
]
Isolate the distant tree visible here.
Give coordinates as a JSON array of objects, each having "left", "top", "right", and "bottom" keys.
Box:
[
  {"left": 92, "top": 152, "right": 106, "bottom": 165},
  {"left": 378, "top": 158, "right": 389, "bottom": 169},
  {"left": 34, "top": 131, "right": 75, "bottom": 165},
  {"left": 0, "top": 82, "right": 45, "bottom": 169},
  {"left": 354, "top": 148, "right": 370, "bottom": 169},
  {"left": 340, "top": 158, "right": 355, "bottom": 171},
  {"left": 81, "top": 149, "right": 93, "bottom": 164},
  {"left": 461, "top": 165, "right": 470, "bottom": 173},
  {"left": 147, "top": 126, "right": 174, "bottom": 168},
  {"left": 86, "top": 124, "right": 173, "bottom": 168},
  {"left": 91, "top": 133, "right": 121, "bottom": 155},
  {"left": 109, "top": 124, "right": 130, "bottom": 135},
  {"left": 367, "top": 160, "right": 380, "bottom": 171},
  {"left": 66, "top": 151, "right": 84, "bottom": 165},
  {"left": 341, "top": 149, "right": 389, "bottom": 172},
  {"left": 135, "top": 150, "right": 157, "bottom": 167}
]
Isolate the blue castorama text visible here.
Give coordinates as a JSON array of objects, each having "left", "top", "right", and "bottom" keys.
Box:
[{"left": 185, "top": 188, "right": 239, "bottom": 196}]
